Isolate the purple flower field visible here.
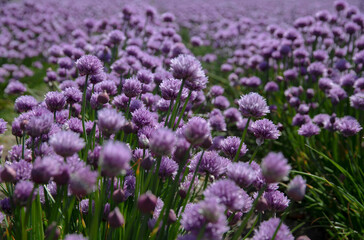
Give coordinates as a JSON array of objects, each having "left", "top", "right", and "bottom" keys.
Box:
[{"left": 0, "top": 0, "right": 363, "bottom": 239}]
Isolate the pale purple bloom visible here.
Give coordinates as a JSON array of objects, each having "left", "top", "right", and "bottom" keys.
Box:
[
  {"left": 264, "top": 190, "right": 290, "bottom": 212},
  {"left": 238, "top": 92, "right": 269, "bottom": 118},
  {"left": 14, "top": 180, "right": 34, "bottom": 206},
  {"left": 183, "top": 117, "right": 210, "bottom": 146},
  {"left": 49, "top": 130, "right": 85, "bottom": 157},
  {"left": 69, "top": 166, "right": 97, "bottom": 197},
  {"left": 159, "top": 157, "right": 178, "bottom": 179},
  {"left": 253, "top": 218, "right": 294, "bottom": 240},
  {"left": 287, "top": 175, "right": 306, "bottom": 201},
  {"left": 298, "top": 123, "right": 321, "bottom": 137},
  {"left": 190, "top": 151, "right": 230, "bottom": 177},
  {"left": 123, "top": 78, "right": 142, "bottom": 98},
  {"left": 335, "top": 116, "right": 362, "bottom": 137},
  {"left": 76, "top": 55, "right": 103, "bottom": 76},
  {"left": 220, "top": 136, "right": 248, "bottom": 159},
  {"left": 97, "top": 108, "right": 126, "bottom": 137},
  {"left": 261, "top": 152, "right": 291, "bottom": 183},
  {"left": 204, "top": 179, "right": 252, "bottom": 211},
  {"left": 250, "top": 119, "right": 281, "bottom": 145},
  {"left": 45, "top": 91, "right": 66, "bottom": 112},
  {"left": 14, "top": 95, "right": 38, "bottom": 113},
  {"left": 227, "top": 162, "right": 256, "bottom": 188},
  {"left": 350, "top": 92, "right": 364, "bottom": 110},
  {"left": 100, "top": 141, "right": 132, "bottom": 177},
  {"left": 149, "top": 127, "right": 176, "bottom": 156},
  {"left": 0, "top": 119, "right": 7, "bottom": 134}
]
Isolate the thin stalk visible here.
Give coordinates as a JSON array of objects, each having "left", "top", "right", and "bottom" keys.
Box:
[
  {"left": 82, "top": 74, "right": 89, "bottom": 147},
  {"left": 234, "top": 117, "right": 251, "bottom": 162}
]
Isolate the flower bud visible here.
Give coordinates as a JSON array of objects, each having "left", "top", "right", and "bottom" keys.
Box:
[
  {"left": 0, "top": 166, "right": 16, "bottom": 182},
  {"left": 108, "top": 207, "right": 125, "bottom": 228},
  {"left": 137, "top": 191, "right": 157, "bottom": 214}
]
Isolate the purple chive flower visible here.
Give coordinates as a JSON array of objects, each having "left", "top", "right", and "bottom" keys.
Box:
[
  {"left": 45, "top": 91, "right": 66, "bottom": 112},
  {"left": 250, "top": 119, "right": 281, "bottom": 145},
  {"left": 350, "top": 92, "right": 364, "bottom": 110},
  {"left": 159, "top": 157, "right": 178, "bottom": 179},
  {"left": 253, "top": 218, "right": 294, "bottom": 240},
  {"left": 97, "top": 108, "right": 126, "bottom": 137},
  {"left": 238, "top": 92, "right": 269, "bottom": 118},
  {"left": 160, "top": 78, "right": 184, "bottom": 100},
  {"left": 9, "top": 160, "right": 33, "bottom": 181},
  {"left": 181, "top": 198, "right": 228, "bottom": 240},
  {"left": 108, "top": 207, "right": 125, "bottom": 228},
  {"left": 183, "top": 117, "right": 210, "bottom": 145},
  {"left": 204, "top": 179, "right": 252, "bottom": 211},
  {"left": 132, "top": 108, "right": 157, "bottom": 128},
  {"left": 100, "top": 141, "right": 132, "bottom": 177},
  {"left": 137, "top": 191, "right": 158, "bottom": 214},
  {"left": 5, "top": 80, "right": 27, "bottom": 95},
  {"left": 170, "top": 54, "right": 207, "bottom": 90},
  {"left": 190, "top": 151, "right": 230, "bottom": 177},
  {"left": 69, "top": 166, "right": 97, "bottom": 197},
  {"left": 76, "top": 55, "right": 103, "bottom": 76},
  {"left": 261, "top": 152, "right": 291, "bottom": 183},
  {"left": 25, "top": 113, "right": 53, "bottom": 137},
  {"left": 14, "top": 180, "right": 35, "bottom": 206},
  {"left": 213, "top": 96, "right": 230, "bottom": 110},
  {"left": 264, "top": 81, "right": 279, "bottom": 92},
  {"left": 220, "top": 136, "right": 248, "bottom": 159},
  {"left": 63, "top": 87, "right": 82, "bottom": 104},
  {"left": 209, "top": 85, "right": 224, "bottom": 97},
  {"left": 31, "top": 156, "right": 60, "bottom": 184},
  {"left": 227, "top": 162, "right": 256, "bottom": 188},
  {"left": 287, "top": 175, "right": 306, "bottom": 202},
  {"left": 123, "top": 77, "right": 142, "bottom": 98},
  {"left": 0, "top": 119, "right": 7, "bottom": 134},
  {"left": 64, "top": 234, "right": 88, "bottom": 240},
  {"left": 149, "top": 127, "right": 176, "bottom": 156},
  {"left": 336, "top": 116, "right": 362, "bottom": 137},
  {"left": 264, "top": 190, "right": 290, "bottom": 212},
  {"left": 298, "top": 123, "right": 321, "bottom": 137},
  {"left": 14, "top": 95, "right": 38, "bottom": 113},
  {"left": 49, "top": 130, "right": 85, "bottom": 158}
]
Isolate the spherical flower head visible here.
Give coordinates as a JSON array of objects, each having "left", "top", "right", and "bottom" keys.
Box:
[
  {"left": 100, "top": 141, "right": 131, "bottom": 177},
  {"left": 149, "top": 127, "right": 176, "bottom": 156},
  {"left": 69, "top": 166, "right": 97, "bottom": 197},
  {"left": 108, "top": 207, "right": 125, "bottom": 228},
  {"left": 190, "top": 151, "right": 230, "bottom": 177},
  {"left": 209, "top": 85, "right": 224, "bottom": 97},
  {"left": 160, "top": 78, "right": 182, "bottom": 100},
  {"left": 159, "top": 157, "right": 178, "bottom": 179},
  {"left": 76, "top": 55, "right": 103, "bottom": 76},
  {"left": 0, "top": 118, "right": 7, "bottom": 134},
  {"left": 204, "top": 179, "right": 252, "bottom": 211},
  {"left": 170, "top": 54, "right": 207, "bottom": 90},
  {"left": 137, "top": 191, "right": 157, "bottom": 214},
  {"left": 183, "top": 117, "right": 210, "bottom": 146},
  {"left": 108, "top": 30, "right": 125, "bottom": 45},
  {"left": 132, "top": 108, "right": 157, "bottom": 129},
  {"left": 14, "top": 95, "right": 38, "bottom": 113},
  {"left": 350, "top": 92, "right": 364, "bottom": 110},
  {"left": 336, "top": 116, "right": 362, "bottom": 137},
  {"left": 97, "top": 108, "right": 126, "bottom": 137},
  {"left": 31, "top": 156, "right": 60, "bottom": 184},
  {"left": 49, "top": 130, "right": 85, "bottom": 157},
  {"left": 63, "top": 87, "right": 82, "bottom": 104},
  {"left": 220, "top": 136, "right": 248, "bottom": 159},
  {"left": 261, "top": 152, "right": 291, "bottom": 183},
  {"left": 227, "top": 162, "right": 256, "bottom": 188},
  {"left": 64, "top": 234, "right": 88, "bottom": 240},
  {"left": 45, "top": 91, "right": 66, "bottom": 112},
  {"left": 264, "top": 190, "right": 290, "bottom": 212},
  {"left": 14, "top": 180, "right": 35, "bottom": 206},
  {"left": 26, "top": 113, "right": 53, "bottom": 137},
  {"left": 181, "top": 198, "right": 228, "bottom": 240},
  {"left": 253, "top": 218, "right": 294, "bottom": 240},
  {"left": 287, "top": 175, "right": 306, "bottom": 201},
  {"left": 5, "top": 80, "right": 27, "bottom": 95},
  {"left": 250, "top": 119, "right": 281, "bottom": 145},
  {"left": 298, "top": 122, "right": 321, "bottom": 137},
  {"left": 238, "top": 92, "right": 269, "bottom": 118},
  {"left": 123, "top": 77, "right": 142, "bottom": 98}
]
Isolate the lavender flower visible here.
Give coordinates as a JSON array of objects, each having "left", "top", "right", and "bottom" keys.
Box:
[
  {"left": 220, "top": 136, "right": 248, "bottom": 159},
  {"left": 0, "top": 119, "right": 7, "bottom": 134},
  {"left": 123, "top": 78, "right": 142, "bottom": 98},
  {"left": 264, "top": 190, "right": 290, "bottom": 212},
  {"left": 238, "top": 92, "right": 269, "bottom": 118},
  {"left": 298, "top": 123, "right": 321, "bottom": 137},
  {"left": 204, "top": 179, "right": 252, "bottom": 211},
  {"left": 45, "top": 91, "right": 66, "bottom": 112},
  {"left": 149, "top": 127, "right": 176, "bottom": 156},
  {"left": 250, "top": 119, "right": 281, "bottom": 145},
  {"left": 100, "top": 141, "right": 132, "bottom": 177},
  {"left": 350, "top": 92, "right": 364, "bottom": 110},
  {"left": 183, "top": 117, "right": 210, "bottom": 145},
  {"left": 14, "top": 95, "right": 38, "bottom": 113},
  {"left": 287, "top": 175, "right": 306, "bottom": 201},
  {"left": 49, "top": 130, "right": 85, "bottom": 157},
  {"left": 336, "top": 116, "right": 362, "bottom": 137},
  {"left": 190, "top": 151, "right": 230, "bottom": 177},
  {"left": 181, "top": 198, "right": 228, "bottom": 240},
  {"left": 64, "top": 234, "right": 88, "bottom": 240},
  {"left": 227, "top": 162, "right": 256, "bottom": 188},
  {"left": 76, "top": 55, "right": 103, "bottom": 76},
  {"left": 253, "top": 218, "right": 294, "bottom": 240},
  {"left": 14, "top": 180, "right": 35, "bottom": 206},
  {"left": 159, "top": 157, "right": 178, "bottom": 179},
  {"left": 261, "top": 152, "right": 291, "bottom": 183},
  {"left": 69, "top": 166, "right": 97, "bottom": 197},
  {"left": 97, "top": 108, "right": 126, "bottom": 137}
]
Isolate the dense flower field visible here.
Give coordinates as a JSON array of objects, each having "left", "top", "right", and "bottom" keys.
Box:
[{"left": 0, "top": 0, "right": 363, "bottom": 239}]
